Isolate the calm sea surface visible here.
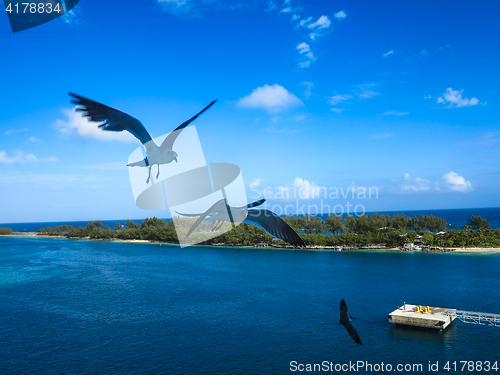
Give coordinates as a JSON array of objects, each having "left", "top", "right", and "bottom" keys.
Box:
[
  {"left": 2, "top": 207, "right": 500, "bottom": 232},
  {"left": 1, "top": 237, "right": 499, "bottom": 374}
]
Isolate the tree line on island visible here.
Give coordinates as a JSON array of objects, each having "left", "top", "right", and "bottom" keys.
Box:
[{"left": 8, "top": 212, "right": 495, "bottom": 249}]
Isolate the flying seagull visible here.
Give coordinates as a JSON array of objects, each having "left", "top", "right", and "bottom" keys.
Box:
[
  {"left": 176, "top": 198, "right": 306, "bottom": 248},
  {"left": 339, "top": 299, "right": 362, "bottom": 345},
  {"left": 69, "top": 92, "right": 217, "bottom": 183}
]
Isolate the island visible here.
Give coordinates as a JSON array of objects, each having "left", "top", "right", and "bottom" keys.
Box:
[{"left": 2, "top": 213, "right": 499, "bottom": 253}]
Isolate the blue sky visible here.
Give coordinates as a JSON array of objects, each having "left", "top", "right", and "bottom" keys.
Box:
[{"left": 1, "top": 0, "right": 499, "bottom": 223}]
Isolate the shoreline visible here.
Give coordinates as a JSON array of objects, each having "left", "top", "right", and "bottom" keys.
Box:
[{"left": 2, "top": 232, "right": 500, "bottom": 254}]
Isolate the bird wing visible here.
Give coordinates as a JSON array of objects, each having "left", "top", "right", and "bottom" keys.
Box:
[
  {"left": 178, "top": 199, "right": 226, "bottom": 238},
  {"left": 233, "top": 198, "right": 266, "bottom": 210},
  {"left": 174, "top": 211, "right": 201, "bottom": 217},
  {"left": 243, "top": 209, "right": 305, "bottom": 248},
  {"left": 340, "top": 299, "right": 348, "bottom": 319},
  {"left": 69, "top": 92, "right": 154, "bottom": 149},
  {"left": 160, "top": 100, "right": 217, "bottom": 151},
  {"left": 339, "top": 300, "right": 362, "bottom": 345}
]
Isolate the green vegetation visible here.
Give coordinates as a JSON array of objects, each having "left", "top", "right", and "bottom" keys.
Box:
[
  {"left": 37, "top": 218, "right": 178, "bottom": 242},
  {"left": 467, "top": 214, "right": 492, "bottom": 232},
  {"left": 0, "top": 227, "right": 13, "bottom": 235},
  {"left": 33, "top": 212, "right": 499, "bottom": 249}
]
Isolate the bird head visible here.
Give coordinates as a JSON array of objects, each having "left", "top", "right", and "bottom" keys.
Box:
[{"left": 168, "top": 151, "right": 178, "bottom": 163}]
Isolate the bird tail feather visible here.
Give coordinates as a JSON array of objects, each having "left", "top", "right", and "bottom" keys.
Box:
[{"left": 127, "top": 159, "right": 147, "bottom": 167}]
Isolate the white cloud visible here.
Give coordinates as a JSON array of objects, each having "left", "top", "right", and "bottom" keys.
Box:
[
  {"left": 55, "top": 108, "right": 137, "bottom": 143},
  {"left": 297, "top": 14, "right": 331, "bottom": 39},
  {"left": 305, "top": 52, "right": 315, "bottom": 60},
  {"left": 437, "top": 88, "right": 480, "bottom": 108},
  {"left": 383, "top": 50, "right": 394, "bottom": 57},
  {"left": 299, "top": 16, "right": 312, "bottom": 26},
  {"left": 357, "top": 87, "right": 379, "bottom": 99},
  {"left": 397, "top": 172, "right": 472, "bottom": 194},
  {"left": 334, "top": 10, "right": 346, "bottom": 19},
  {"left": 0, "top": 150, "right": 56, "bottom": 164},
  {"left": 277, "top": 0, "right": 301, "bottom": 17},
  {"left": 272, "top": 4, "right": 339, "bottom": 67},
  {"left": 28, "top": 137, "right": 39, "bottom": 142},
  {"left": 237, "top": 84, "right": 304, "bottom": 112},
  {"left": 296, "top": 42, "right": 316, "bottom": 68},
  {"left": 307, "top": 15, "right": 331, "bottom": 29},
  {"left": 420, "top": 49, "right": 430, "bottom": 56},
  {"left": 328, "top": 85, "right": 379, "bottom": 110},
  {"left": 327, "top": 94, "right": 353, "bottom": 105},
  {"left": 423, "top": 95, "right": 432, "bottom": 99},
  {"left": 296, "top": 42, "right": 310, "bottom": 54},
  {"left": 443, "top": 172, "right": 472, "bottom": 192},
  {"left": 274, "top": 178, "right": 323, "bottom": 199},
  {"left": 291, "top": 178, "right": 322, "bottom": 199},
  {"left": 401, "top": 173, "right": 437, "bottom": 192},
  {"left": 382, "top": 111, "right": 409, "bottom": 116},
  {"left": 251, "top": 178, "right": 324, "bottom": 200}
]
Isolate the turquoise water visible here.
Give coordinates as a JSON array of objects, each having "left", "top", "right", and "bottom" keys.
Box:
[
  {"left": 0, "top": 236, "right": 499, "bottom": 374},
  {"left": 3, "top": 207, "right": 500, "bottom": 232}
]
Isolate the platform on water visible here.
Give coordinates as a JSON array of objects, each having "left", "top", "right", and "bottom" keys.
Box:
[{"left": 388, "top": 303, "right": 455, "bottom": 330}]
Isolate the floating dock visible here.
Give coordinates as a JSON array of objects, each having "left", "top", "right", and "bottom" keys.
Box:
[{"left": 388, "top": 303, "right": 456, "bottom": 330}]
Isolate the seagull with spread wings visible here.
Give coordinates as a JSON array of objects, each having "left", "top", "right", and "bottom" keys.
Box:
[
  {"left": 176, "top": 198, "right": 306, "bottom": 248},
  {"left": 339, "top": 299, "right": 362, "bottom": 345},
  {"left": 69, "top": 93, "right": 216, "bottom": 183}
]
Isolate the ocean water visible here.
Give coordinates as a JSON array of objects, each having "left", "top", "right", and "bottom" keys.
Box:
[
  {"left": 2, "top": 207, "right": 500, "bottom": 232},
  {"left": 367, "top": 207, "right": 500, "bottom": 231},
  {"left": 0, "top": 236, "right": 499, "bottom": 374},
  {"left": 0, "top": 219, "right": 145, "bottom": 233}
]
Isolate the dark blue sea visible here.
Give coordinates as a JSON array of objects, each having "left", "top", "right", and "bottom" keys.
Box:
[
  {"left": 0, "top": 236, "right": 499, "bottom": 374},
  {"left": 2, "top": 207, "right": 500, "bottom": 232}
]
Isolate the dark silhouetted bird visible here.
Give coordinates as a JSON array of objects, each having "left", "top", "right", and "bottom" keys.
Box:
[
  {"left": 176, "top": 198, "right": 305, "bottom": 248},
  {"left": 339, "top": 299, "right": 362, "bottom": 345}
]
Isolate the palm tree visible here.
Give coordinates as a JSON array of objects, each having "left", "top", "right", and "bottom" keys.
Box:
[{"left": 467, "top": 214, "right": 491, "bottom": 232}]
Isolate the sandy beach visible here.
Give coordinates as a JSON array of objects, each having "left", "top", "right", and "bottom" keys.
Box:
[
  {"left": 0, "top": 232, "right": 154, "bottom": 244},
  {"left": 452, "top": 247, "right": 500, "bottom": 253},
  {"left": 2, "top": 232, "right": 500, "bottom": 253}
]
